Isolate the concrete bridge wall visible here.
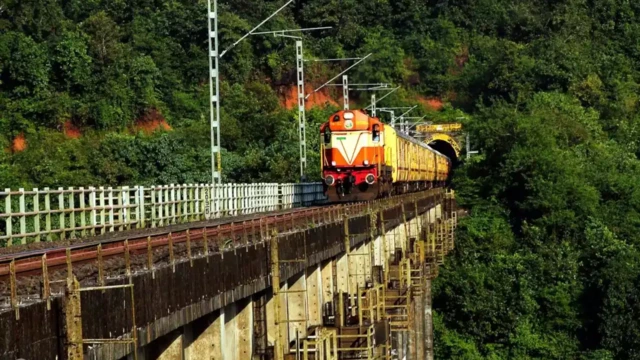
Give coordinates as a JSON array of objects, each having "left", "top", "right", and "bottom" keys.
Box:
[{"left": 0, "top": 190, "right": 451, "bottom": 360}]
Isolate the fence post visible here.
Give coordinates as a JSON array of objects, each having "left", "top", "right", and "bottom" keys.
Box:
[
  {"left": 230, "top": 184, "right": 235, "bottom": 216},
  {"left": 122, "top": 186, "right": 130, "bottom": 230},
  {"left": 134, "top": 186, "right": 141, "bottom": 229},
  {"left": 242, "top": 184, "right": 246, "bottom": 215},
  {"left": 150, "top": 186, "right": 157, "bottom": 228},
  {"left": 34, "top": 188, "right": 41, "bottom": 243},
  {"left": 117, "top": 187, "right": 123, "bottom": 231},
  {"left": 175, "top": 185, "right": 182, "bottom": 222},
  {"left": 201, "top": 184, "right": 207, "bottom": 220},
  {"left": 288, "top": 184, "right": 293, "bottom": 209},
  {"left": 178, "top": 184, "right": 183, "bottom": 222},
  {"left": 196, "top": 184, "right": 202, "bottom": 220},
  {"left": 59, "top": 187, "right": 66, "bottom": 240},
  {"left": 4, "top": 189, "right": 11, "bottom": 246},
  {"left": 99, "top": 187, "right": 106, "bottom": 234},
  {"left": 246, "top": 184, "right": 250, "bottom": 215},
  {"left": 167, "top": 184, "right": 172, "bottom": 224},
  {"left": 227, "top": 184, "right": 235, "bottom": 216},
  {"left": 262, "top": 184, "right": 267, "bottom": 212},
  {"left": 44, "top": 187, "right": 51, "bottom": 241},
  {"left": 166, "top": 184, "right": 172, "bottom": 224},
  {"left": 241, "top": 184, "right": 246, "bottom": 215},
  {"left": 157, "top": 186, "right": 163, "bottom": 227},
  {"left": 88, "top": 187, "right": 96, "bottom": 236},
  {"left": 240, "top": 184, "right": 244, "bottom": 215},
  {"left": 68, "top": 187, "right": 77, "bottom": 239},
  {"left": 272, "top": 184, "right": 276, "bottom": 210},
  {"left": 141, "top": 185, "right": 147, "bottom": 228},
  {"left": 206, "top": 184, "right": 212, "bottom": 219},
  {"left": 231, "top": 183, "right": 235, "bottom": 216},
  {"left": 79, "top": 187, "right": 86, "bottom": 238},
  {"left": 220, "top": 184, "right": 225, "bottom": 217},
  {"left": 170, "top": 184, "right": 177, "bottom": 224},
  {"left": 108, "top": 187, "right": 114, "bottom": 232},
  {"left": 266, "top": 183, "right": 270, "bottom": 212},
  {"left": 223, "top": 184, "right": 228, "bottom": 217},
  {"left": 233, "top": 184, "right": 238, "bottom": 216},
  {"left": 185, "top": 184, "right": 191, "bottom": 222},
  {"left": 238, "top": 184, "right": 242, "bottom": 215},
  {"left": 272, "top": 184, "right": 277, "bottom": 211},
  {"left": 250, "top": 184, "right": 255, "bottom": 213},
  {"left": 170, "top": 185, "right": 176, "bottom": 224},
  {"left": 209, "top": 183, "right": 214, "bottom": 218},
  {"left": 18, "top": 188, "right": 26, "bottom": 245},
  {"left": 257, "top": 184, "right": 262, "bottom": 212}
]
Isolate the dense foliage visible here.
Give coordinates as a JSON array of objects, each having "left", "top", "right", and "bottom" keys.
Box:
[{"left": 2, "top": 0, "right": 640, "bottom": 358}]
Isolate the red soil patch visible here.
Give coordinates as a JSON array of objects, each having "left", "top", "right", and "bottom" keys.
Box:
[
  {"left": 281, "top": 85, "right": 339, "bottom": 110},
  {"left": 11, "top": 133, "right": 27, "bottom": 153},
  {"left": 63, "top": 121, "right": 82, "bottom": 139},
  {"left": 418, "top": 96, "right": 444, "bottom": 111},
  {"left": 135, "top": 109, "right": 172, "bottom": 135}
]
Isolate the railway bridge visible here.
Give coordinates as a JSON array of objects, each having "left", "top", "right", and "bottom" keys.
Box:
[{"left": 0, "top": 183, "right": 457, "bottom": 360}]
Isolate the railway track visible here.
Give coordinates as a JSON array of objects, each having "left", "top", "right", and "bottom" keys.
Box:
[
  {"left": 0, "top": 189, "right": 445, "bottom": 311},
  {"left": 0, "top": 203, "right": 356, "bottom": 277}
]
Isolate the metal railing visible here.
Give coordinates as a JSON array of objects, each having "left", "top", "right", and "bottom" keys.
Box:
[{"left": 0, "top": 183, "right": 325, "bottom": 246}]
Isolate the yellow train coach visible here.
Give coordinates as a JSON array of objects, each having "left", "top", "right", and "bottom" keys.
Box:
[{"left": 384, "top": 126, "right": 450, "bottom": 190}]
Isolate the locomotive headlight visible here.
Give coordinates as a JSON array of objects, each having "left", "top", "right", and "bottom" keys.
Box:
[
  {"left": 364, "top": 160, "right": 369, "bottom": 165},
  {"left": 331, "top": 161, "right": 337, "bottom": 166},
  {"left": 343, "top": 112, "right": 354, "bottom": 120},
  {"left": 325, "top": 176, "right": 335, "bottom": 186},
  {"left": 366, "top": 174, "right": 376, "bottom": 185}
]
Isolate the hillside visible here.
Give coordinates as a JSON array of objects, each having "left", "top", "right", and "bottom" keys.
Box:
[{"left": 3, "top": 0, "right": 640, "bottom": 358}]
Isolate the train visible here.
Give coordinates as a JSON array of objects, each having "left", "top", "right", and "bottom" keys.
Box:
[{"left": 320, "top": 109, "right": 451, "bottom": 202}]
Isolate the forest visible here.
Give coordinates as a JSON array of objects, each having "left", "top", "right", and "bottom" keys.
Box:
[{"left": 2, "top": 0, "right": 640, "bottom": 358}]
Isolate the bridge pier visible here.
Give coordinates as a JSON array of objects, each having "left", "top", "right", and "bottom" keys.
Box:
[
  {"left": 424, "top": 279, "right": 433, "bottom": 360},
  {"left": 182, "top": 310, "right": 223, "bottom": 360},
  {"left": 306, "top": 264, "right": 323, "bottom": 328},
  {"left": 286, "top": 272, "right": 308, "bottom": 343},
  {"left": 155, "top": 330, "right": 182, "bottom": 360}
]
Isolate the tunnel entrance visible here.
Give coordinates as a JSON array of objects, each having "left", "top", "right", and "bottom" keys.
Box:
[{"left": 429, "top": 140, "right": 459, "bottom": 162}]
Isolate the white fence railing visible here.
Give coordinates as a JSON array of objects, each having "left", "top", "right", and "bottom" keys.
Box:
[{"left": 0, "top": 183, "right": 326, "bottom": 246}]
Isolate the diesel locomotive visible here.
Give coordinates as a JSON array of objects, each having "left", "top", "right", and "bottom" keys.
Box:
[{"left": 320, "top": 109, "right": 451, "bottom": 202}]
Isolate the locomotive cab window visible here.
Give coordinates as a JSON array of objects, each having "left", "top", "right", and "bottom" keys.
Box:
[
  {"left": 372, "top": 125, "right": 380, "bottom": 142},
  {"left": 324, "top": 127, "right": 332, "bottom": 144}
]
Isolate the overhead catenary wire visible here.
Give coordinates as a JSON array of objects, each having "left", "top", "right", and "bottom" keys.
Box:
[
  {"left": 305, "top": 54, "right": 373, "bottom": 99},
  {"left": 219, "top": 0, "right": 295, "bottom": 58}
]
